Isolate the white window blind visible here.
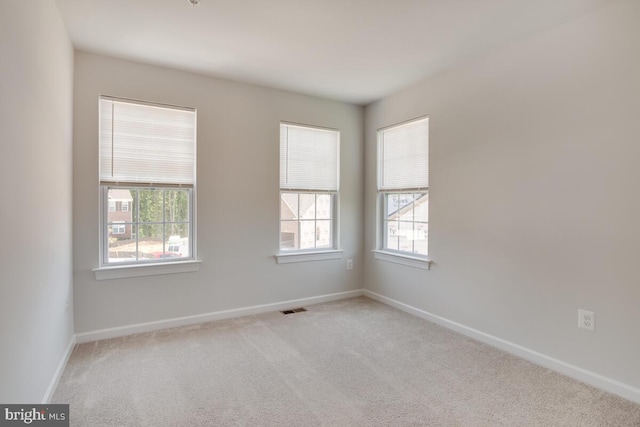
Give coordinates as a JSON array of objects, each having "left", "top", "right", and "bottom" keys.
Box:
[
  {"left": 378, "top": 117, "right": 429, "bottom": 191},
  {"left": 99, "top": 97, "right": 196, "bottom": 186},
  {"left": 280, "top": 123, "right": 339, "bottom": 191}
]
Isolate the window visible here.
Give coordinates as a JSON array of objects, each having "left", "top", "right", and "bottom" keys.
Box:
[
  {"left": 99, "top": 96, "right": 196, "bottom": 266},
  {"left": 111, "top": 221, "right": 125, "bottom": 235},
  {"left": 378, "top": 117, "right": 429, "bottom": 257},
  {"left": 279, "top": 123, "right": 339, "bottom": 252}
]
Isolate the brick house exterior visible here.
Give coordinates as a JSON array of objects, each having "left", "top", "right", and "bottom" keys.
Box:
[{"left": 108, "top": 189, "right": 133, "bottom": 239}]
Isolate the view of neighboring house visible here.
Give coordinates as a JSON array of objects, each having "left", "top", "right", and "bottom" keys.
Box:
[
  {"left": 386, "top": 193, "right": 428, "bottom": 255},
  {"left": 108, "top": 189, "right": 133, "bottom": 239},
  {"left": 280, "top": 193, "right": 332, "bottom": 250}
]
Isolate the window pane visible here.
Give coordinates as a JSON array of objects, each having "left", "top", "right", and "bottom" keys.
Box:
[
  {"left": 164, "top": 189, "right": 190, "bottom": 223},
  {"left": 386, "top": 194, "right": 415, "bottom": 222},
  {"left": 280, "top": 220, "right": 298, "bottom": 250},
  {"left": 165, "top": 225, "right": 189, "bottom": 258},
  {"left": 139, "top": 188, "right": 163, "bottom": 223},
  {"left": 108, "top": 224, "right": 137, "bottom": 263},
  {"left": 299, "top": 193, "right": 316, "bottom": 219},
  {"left": 137, "top": 224, "right": 164, "bottom": 260},
  {"left": 414, "top": 222, "right": 428, "bottom": 255},
  {"left": 414, "top": 193, "right": 428, "bottom": 222},
  {"left": 108, "top": 188, "right": 134, "bottom": 223},
  {"left": 281, "top": 193, "right": 299, "bottom": 220},
  {"left": 386, "top": 194, "right": 399, "bottom": 218},
  {"left": 385, "top": 220, "right": 399, "bottom": 251},
  {"left": 315, "top": 220, "right": 332, "bottom": 248},
  {"left": 398, "top": 221, "right": 414, "bottom": 253},
  {"left": 299, "top": 220, "right": 316, "bottom": 249},
  {"left": 316, "top": 194, "right": 332, "bottom": 220},
  {"left": 397, "top": 194, "right": 415, "bottom": 221}
]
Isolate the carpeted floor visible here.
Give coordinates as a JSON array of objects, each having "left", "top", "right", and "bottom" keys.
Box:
[{"left": 53, "top": 297, "right": 640, "bottom": 426}]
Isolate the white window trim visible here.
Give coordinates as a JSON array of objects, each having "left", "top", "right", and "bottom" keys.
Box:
[
  {"left": 93, "top": 259, "right": 201, "bottom": 280},
  {"left": 372, "top": 250, "right": 431, "bottom": 270},
  {"left": 275, "top": 249, "right": 343, "bottom": 264}
]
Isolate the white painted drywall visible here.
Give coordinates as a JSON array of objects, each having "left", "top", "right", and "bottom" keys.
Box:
[
  {"left": 364, "top": 0, "right": 640, "bottom": 391},
  {"left": 0, "top": 2, "right": 75, "bottom": 402},
  {"left": 72, "top": 53, "right": 364, "bottom": 333}
]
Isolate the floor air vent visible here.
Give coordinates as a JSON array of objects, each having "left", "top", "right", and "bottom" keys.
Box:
[{"left": 281, "top": 307, "right": 307, "bottom": 315}]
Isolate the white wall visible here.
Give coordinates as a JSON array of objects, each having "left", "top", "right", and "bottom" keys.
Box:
[
  {"left": 0, "top": 2, "right": 74, "bottom": 402},
  {"left": 364, "top": 0, "right": 640, "bottom": 393},
  {"left": 73, "top": 53, "right": 364, "bottom": 334}
]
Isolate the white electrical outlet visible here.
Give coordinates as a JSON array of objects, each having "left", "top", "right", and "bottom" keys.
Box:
[
  {"left": 578, "top": 309, "right": 595, "bottom": 331},
  {"left": 347, "top": 259, "right": 353, "bottom": 270}
]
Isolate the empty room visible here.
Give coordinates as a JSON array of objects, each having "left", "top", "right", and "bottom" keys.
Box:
[{"left": 2, "top": 0, "right": 640, "bottom": 425}]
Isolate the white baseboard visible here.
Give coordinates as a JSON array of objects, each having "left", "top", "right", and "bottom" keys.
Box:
[
  {"left": 76, "top": 289, "right": 364, "bottom": 344},
  {"left": 42, "top": 334, "right": 76, "bottom": 404},
  {"left": 364, "top": 290, "right": 640, "bottom": 404}
]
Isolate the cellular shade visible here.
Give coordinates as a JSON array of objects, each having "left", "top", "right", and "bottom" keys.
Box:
[
  {"left": 280, "top": 123, "right": 339, "bottom": 191},
  {"left": 99, "top": 97, "right": 196, "bottom": 186},
  {"left": 378, "top": 117, "right": 429, "bottom": 191}
]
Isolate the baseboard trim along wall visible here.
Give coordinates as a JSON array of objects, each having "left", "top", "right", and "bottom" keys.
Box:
[
  {"left": 43, "top": 335, "right": 76, "bottom": 404},
  {"left": 364, "top": 290, "right": 640, "bottom": 404},
  {"left": 75, "top": 289, "right": 364, "bottom": 344}
]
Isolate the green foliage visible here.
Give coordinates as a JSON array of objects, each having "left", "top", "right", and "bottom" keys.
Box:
[{"left": 133, "top": 188, "right": 189, "bottom": 240}]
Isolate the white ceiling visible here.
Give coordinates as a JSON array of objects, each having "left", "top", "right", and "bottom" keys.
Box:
[{"left": 55, "top": 0, "right": 613, "bottom": 105}]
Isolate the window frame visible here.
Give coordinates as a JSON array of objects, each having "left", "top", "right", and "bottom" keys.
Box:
[
  {"left": 381, "top": 191, "right": 429, "bottom": 256},
  {"left": 375, "top": 116, "right": 430, "bottom": 268},
  {"left": 277, "top": 122, "right": 342, "bottom": 262},
  {"left": 100, "top": 185, "right": 195, "bottom": 267},
  {"left": 279, "top": 190, "right": 338, "bottom": 253},
  {"left": 95, "top": 96, "right": 198, "bottom": 274},
  {"left": 111, "top": 220, "right": 126, "bottom": 235}
]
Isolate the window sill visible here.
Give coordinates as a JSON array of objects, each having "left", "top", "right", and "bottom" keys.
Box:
[
  {"left": 275, "top": 250, "right": 343, "bottom": 264},
  {"left": 372, "top": 250, "right": 431, "bottom": 270},
  {"left": 93, "top": 259, "right": 202, "bottom": 280}
]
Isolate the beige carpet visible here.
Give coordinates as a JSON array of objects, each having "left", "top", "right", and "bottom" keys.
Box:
[{"left": 53, "top": 297, "right": 640, "bottom": 426}]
